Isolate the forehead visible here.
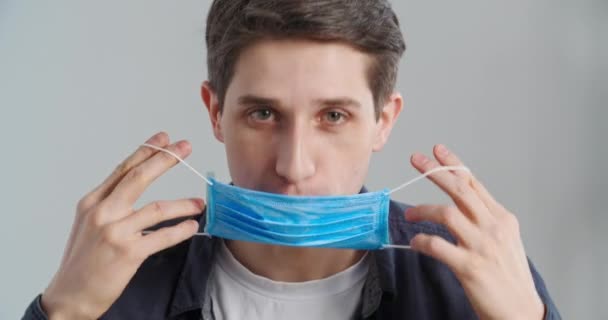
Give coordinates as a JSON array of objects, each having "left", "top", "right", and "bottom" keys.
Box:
[{"left": 225, "top": 39, "right": 373, "bottom": 105}]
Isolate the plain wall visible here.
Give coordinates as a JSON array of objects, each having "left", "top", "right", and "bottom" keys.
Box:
[{"left": 1, "top": 0, "right": 605, "bottom": 318}]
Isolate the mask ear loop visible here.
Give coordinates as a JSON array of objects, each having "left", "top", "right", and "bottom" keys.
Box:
[
  {"left": 142, "top": 143, "right": 214, "bottom": 186},
  {"left": 381, "top": 165, "right": 472, "bottom": 250},
  {"left": 140, "top": 143, "right": 213, "bottom": 237}
]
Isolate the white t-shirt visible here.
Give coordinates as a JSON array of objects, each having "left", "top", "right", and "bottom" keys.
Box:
[{"left": 208, "top": 241, "right": 370, "bottom": 320}]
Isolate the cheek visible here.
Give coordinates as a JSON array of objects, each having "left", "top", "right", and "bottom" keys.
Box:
[
  {"left": 328, "top": 122, "right": 376, "bottom": 155},
  {"left": 316, "top": 129, "right": 375, "bottom": 192},
  {"left": 223, "top": 125, "right": 275, "bottom": 185}
]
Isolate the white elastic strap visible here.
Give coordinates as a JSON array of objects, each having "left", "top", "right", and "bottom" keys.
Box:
[
  {"left": 141, "top": 143, "right": 213, "bottom": 186},
  {"left": 141, "top": 230, "right": 211, "bottom": 237},
  {"left": 388, "top": 165, "right": 471, "bottom": 194},
  {"left": 381, "top": 244, "right": 411, "bottom": 250}
]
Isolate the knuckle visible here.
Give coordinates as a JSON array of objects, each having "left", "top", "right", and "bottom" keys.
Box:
[
  {"left": 88, "top": 209, "right": 106, "bottom": 228},
  {"left": 158, "top": 148, "right": 178, "bottom": 164},
  {"left": 114, "top": 161, "right": 131, "bottom": 177},
  {"left": 454, "top": 180, "right": 470, "bottom": 197},
  {"left": 426, "top": 236, "right": 442, "bottom": 254},
  {"left": 127, "top": 166, "right": 148, "bottom": 183},
  {"left": 122, "top": 243, "right": 144, "bottom": 262},
  {"left": 87, "top": 201, "right": 116, "bottom": 227},
  {"left": 100, "top": 224, "right": 121, "bottom": 245},
  {"left": 76, "top": 194, "right": 95, "bottom": 213},
  {"left": 151, "top": 201, "right": 167, "bottom": 220},
  {"left": 158, "top": 230, "right": 179, "bottom": 247},
  {"left": 422, "top": 162, "right": 434, "bottom": 173},
  {"left": 139, "top": 147, "right": 158, "bottom": 162},
  {"left": 156, "top": 131, "right": 169, "bottom": 144},
  {"left": 441, "top": 207, "right": 459, "bottom": 227},
  {"left": 164, "top": 224, "right": 190, "bottom": 244}
]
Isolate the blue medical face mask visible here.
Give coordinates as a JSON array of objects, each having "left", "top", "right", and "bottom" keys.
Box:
[
  {"left": 142, "top": 143, "right": 469, "bottom": 250},
  {"left": 205, "top": 177, "right": 391, "bottom": 250}
]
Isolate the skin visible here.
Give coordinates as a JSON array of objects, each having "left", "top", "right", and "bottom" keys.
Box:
[{"left": 40, "top": 39, "right": 545, "bottom": 319}]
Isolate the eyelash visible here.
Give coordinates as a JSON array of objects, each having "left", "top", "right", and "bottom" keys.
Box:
[
  {"left": 248, "top": 108, "right": 276, "bottom": 122},
  {"left": 247, "top": 107, "right": 349, "bottom": 125}
]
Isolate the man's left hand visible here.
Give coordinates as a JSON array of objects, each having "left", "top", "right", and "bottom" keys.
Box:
[{"left": 405, "top": 144, "right": 546, "bottom": 320}]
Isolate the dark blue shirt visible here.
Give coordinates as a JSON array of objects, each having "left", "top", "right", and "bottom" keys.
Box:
[{"left": 22, "top": 198, "right": 561, "bottom": 319}]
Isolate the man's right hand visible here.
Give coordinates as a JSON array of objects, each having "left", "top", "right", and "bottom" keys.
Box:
[{"left": 41, "top": 132, "right": 203, "bottom": 320}]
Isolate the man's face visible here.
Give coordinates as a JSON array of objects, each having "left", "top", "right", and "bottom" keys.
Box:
[{"left": 203, "top": 39, "right": 401, "bottom": 196}]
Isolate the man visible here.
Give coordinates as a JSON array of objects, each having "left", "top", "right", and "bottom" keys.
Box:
[{"left": 23, "top": 0, "right": 561, "bottom": 319}]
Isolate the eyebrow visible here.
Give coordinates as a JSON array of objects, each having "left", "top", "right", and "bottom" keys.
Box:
[
  {"left": 237, "top": 94, "right": 362, "bottom": 109},
  {"left": 313, "top": 97, "right": 362, "bottom": 109},
  {"left": 237, "top": 95, "right": 280, "bottom": 107}
]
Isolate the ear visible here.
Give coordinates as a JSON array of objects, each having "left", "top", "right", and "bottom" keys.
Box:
[
  {"left": 201, "top": 81, "right": 224, "bottom": 143},
  {"left": 372, "top": 92, "right": 403, "bottom": 152}
]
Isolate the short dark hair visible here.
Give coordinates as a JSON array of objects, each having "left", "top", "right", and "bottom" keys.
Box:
[{"left": 206, "top": 0, "right": 406, "bottom": 118}]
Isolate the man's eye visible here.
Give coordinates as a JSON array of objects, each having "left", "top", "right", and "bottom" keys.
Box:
[
  {"left": 324, "top": 111, "right": 346, "bottom": 124},
  {"left": 250, "top": 108, "right": 274, "bottom": 121}
]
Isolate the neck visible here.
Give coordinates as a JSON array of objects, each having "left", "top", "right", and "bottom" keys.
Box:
[{"left": 225, "top": 240, "right": 367, "bottom": 282}]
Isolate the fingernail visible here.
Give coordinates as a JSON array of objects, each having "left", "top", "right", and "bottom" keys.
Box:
[
  {"left": 174, "top": 141, "right": 191, "bottom": 156},
  {"left": 409, "top": 237, "right": 418, "bottom": 249},
  {"left": 194, "top": 198, "right": 205, "bottom": 210},
  {"left": 412, "top": 153, "right": 427, "bottom": 165},
  {"left": 146, "top": 133, "right": 160, "bottom": 143},
  {"left": 188, "top": 220, "right": 199, "bottom": 229},
  {"left": 178, "top": 140, "right": 191, "bottom": 150},
  {"left": 404, "top": 208, "right": 415, "bottom": 220},
  {"left": 437, "top": 144, "right": 449, "bottom": 156}
]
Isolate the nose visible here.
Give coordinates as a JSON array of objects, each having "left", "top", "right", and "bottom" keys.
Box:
[{"left": 275, "top": 122, "right": 316, "bottom": 185}]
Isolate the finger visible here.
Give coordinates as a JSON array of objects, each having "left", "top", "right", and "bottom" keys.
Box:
[
  {"left": 121, "top": 198, "right": 205, "bottom": 234},
  {"left": 410, "top": 152, "right": 491, "bottom": 226},
  {"left": 405, "top": 205, "right": 480, "bottom": 249},
  {"left": 85, "top": 132, "right": 170, "bottom": 208},
  {"left": 470, "top": 175, "right": 505, "bottom": 214},
  {"left": 410, "top": 233, "right": 468, "bottom": 273},
  {"left": 434, "top": 144, "right": 503, "bottom": 214},
  {"left": 433, "top": 144, "right": 470, "bottom": 178},
  {"left": 137, "top": 219, "right": 199, "bottom": 255},
  {"left": 106, "top": 140, "right": 192, "bottom": 210}
]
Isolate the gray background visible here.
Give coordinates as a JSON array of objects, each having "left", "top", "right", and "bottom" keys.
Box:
[{"left": 1, "top": 0, "right": 606, "bottom": 318}]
